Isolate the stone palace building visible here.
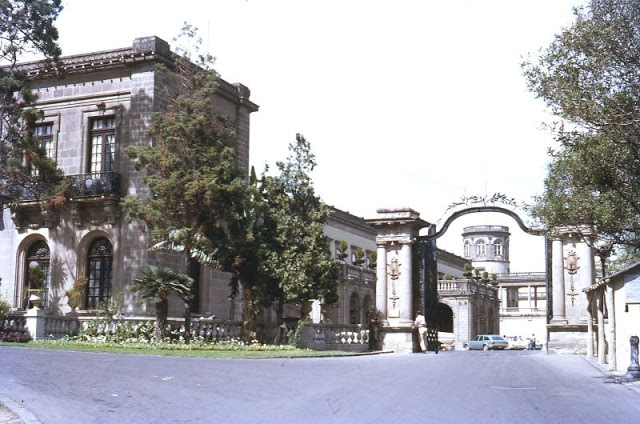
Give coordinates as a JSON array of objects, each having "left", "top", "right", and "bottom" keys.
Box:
[{"left": 0, "top": 36, "right": 258, "bottom": 319}]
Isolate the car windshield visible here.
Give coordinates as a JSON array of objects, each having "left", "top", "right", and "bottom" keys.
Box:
[{"left": 492, "top": 336, "right": 506, "bottom": 341}]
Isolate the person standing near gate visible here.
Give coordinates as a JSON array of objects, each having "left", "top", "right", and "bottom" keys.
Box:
[
  {"left": 530, "top": 334, "right": 536, "bottom": 350},
  {"left": 414, "top": 310, "right": 427, "bottom": 353}
]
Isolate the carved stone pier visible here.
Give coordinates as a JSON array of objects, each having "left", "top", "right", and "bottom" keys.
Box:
[
  {"left": 547, "top": 227, "right": 596, "bottom": 351},
  {"left": 367, "top": 208, "right": 429, "bottom": 353}
]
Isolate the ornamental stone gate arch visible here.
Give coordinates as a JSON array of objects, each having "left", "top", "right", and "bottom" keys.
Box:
[{"left": 366, "top": 206, "right": 596, "bottom": 353}]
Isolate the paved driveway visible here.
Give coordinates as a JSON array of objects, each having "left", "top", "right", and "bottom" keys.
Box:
[{"left": 1, "top": 347, "right": 639, "bottom": 423}]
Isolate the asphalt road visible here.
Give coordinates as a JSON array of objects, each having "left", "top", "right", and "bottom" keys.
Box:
[{"left": 1, "top": 347, "right": 639, "bottom": 424}]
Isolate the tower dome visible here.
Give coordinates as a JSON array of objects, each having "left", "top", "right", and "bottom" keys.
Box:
[{"left": 462, "top": 225, "right": 510, "bottom": 274}]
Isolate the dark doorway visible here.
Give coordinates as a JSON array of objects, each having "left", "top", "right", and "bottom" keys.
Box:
[{"left": 436, "top": 303, "right": 453, "bottom": 333}]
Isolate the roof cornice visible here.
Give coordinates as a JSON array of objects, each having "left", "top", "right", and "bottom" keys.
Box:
[{"left": 14, "top": 37, "right": 174, "bottom": 79}]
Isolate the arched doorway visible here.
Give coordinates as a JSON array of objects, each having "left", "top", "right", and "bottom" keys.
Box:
[
  {"left": 363, "top": 294, "right": 372, "bottom": 322},
  {"left": 488, "top": 306, "right": 496, "bottom": 334},
  {"left": 436, "top": 303, "right": 453, "bottom": 333},
  {"left": 349, "top": 292, "right": 360, "bottom": 324}
]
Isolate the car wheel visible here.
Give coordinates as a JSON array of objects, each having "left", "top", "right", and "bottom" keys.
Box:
[
  {"left": 463, "top": 344, "right": 469, "bottom": 350},
  {"left": 482, "top": 344, "right": 489, "bottom": 351}
]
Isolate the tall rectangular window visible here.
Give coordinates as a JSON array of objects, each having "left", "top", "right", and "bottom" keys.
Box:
[
  {"left": 35, "top": 123, "right": 55, "bottom": 159},
  {"left": 89, "top": 117, "right": 116, "bottom": 173},
  {"left": 30, "top": 123, "right": 55, "bottom": 176}
]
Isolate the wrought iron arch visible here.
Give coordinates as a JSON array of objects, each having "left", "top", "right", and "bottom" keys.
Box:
[
  {"left": 416, "top": 205, "right": 550, "bottom": 338},
  {"left": 421, "top": 206, "right": 542, "bottom": 242}
]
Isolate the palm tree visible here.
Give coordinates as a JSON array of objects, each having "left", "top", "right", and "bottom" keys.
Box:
[{"left": 131, "top": 266, "right": 194, "bottom": 342}]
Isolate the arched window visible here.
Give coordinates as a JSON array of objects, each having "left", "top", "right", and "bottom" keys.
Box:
[
  {"left": 476, "top": 240, "right": 486, "bottom": 256},
  {"left": 494, "top": 240, "right": 503, "bottom": 257},
  {"left": 464, "top": 241, "right": 471, "bottom": 258},
  {"left": 86, "top": 237, "right": 113, "bottom": 309},
  {"left": 25, "top": 240, "right": 50, "bottom": 308}
]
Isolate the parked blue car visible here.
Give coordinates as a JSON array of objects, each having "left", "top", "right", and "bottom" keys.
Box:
[{"left": 463, "top": 334, "right": 509, "bottom": 351}]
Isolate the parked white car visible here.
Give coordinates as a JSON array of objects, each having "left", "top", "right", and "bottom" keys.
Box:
[{"left": 504, "top": 336, "right": 526, "bottom": 350}]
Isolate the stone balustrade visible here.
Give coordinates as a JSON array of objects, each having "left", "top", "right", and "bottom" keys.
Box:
[
  {"left": 301, "top": 323, "right": 370, "bottom": 351},
  {"left": 1, "top": 315, "right": 27, "bottom": 335},
  {"left": 3, "top": 311, "right": 375, "bottom": 352},
  {"left": 342, "top": 262, "right": 376, "bottom": 286},
  {"left": 4, "top": 312, "right": 371, "bottom": 351},
  {"left": 500, "top": 307, "right": 546, "bottom": 317},
  {"left": 71, "top": 316, "right": 246, "bottom": 343},
  {"left": 437, "top": 280, "right": 499, "bottom": 299},
  {"left": 44, "top": 315, "right": 80, "bottom": 337}
]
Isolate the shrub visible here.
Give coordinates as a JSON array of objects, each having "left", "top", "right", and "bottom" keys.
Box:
[
  {"left": 66, "top": 278, "right": 88, "bottom": 310},
  {"left": 285, "top": 319, "right": 308, "bottom": 348},
  {"left": 0, "top": 294, "right": 11, "bottom": 322},
  {"left": 0, "top": 330, "right": 29, "bottom": 342}
]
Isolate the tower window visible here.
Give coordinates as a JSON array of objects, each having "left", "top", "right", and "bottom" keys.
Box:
[{"left": 494, "top": 240, "right": 503, "bottom": 256}]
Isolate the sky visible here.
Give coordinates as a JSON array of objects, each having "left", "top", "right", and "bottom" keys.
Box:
[{"left": 54, "top": 0, "right": 584, "bottom": 272}]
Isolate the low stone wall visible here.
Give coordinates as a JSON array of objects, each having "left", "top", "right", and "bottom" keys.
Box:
[
  {"left": 3, "top": 311, "right": 372, "bottom": 352},
  {"left": 300, "top": 323, "right": 371, "bottom": 352}
]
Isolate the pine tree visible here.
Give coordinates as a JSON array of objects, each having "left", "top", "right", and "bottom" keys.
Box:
[
  {"left": 0, "top": 1, "right": 64, "bottom": 206},
  {"left": 123, "top": 25, "right": 251, "bottom": 342}
]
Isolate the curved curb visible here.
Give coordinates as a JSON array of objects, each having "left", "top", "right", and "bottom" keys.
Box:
[
  {"left": 0, "top": 397, "right": 40, "bottom": 424},
  {"left": 581, "top": 356, "right": 640, "bottom": 397}
]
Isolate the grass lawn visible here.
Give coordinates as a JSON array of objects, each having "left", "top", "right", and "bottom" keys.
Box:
[{"left": 0, "top": 340, "right": 368, "bottom": 358}]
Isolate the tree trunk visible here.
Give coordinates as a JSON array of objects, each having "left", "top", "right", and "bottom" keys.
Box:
[
  {"left": 274, "top": 292, "right": 284, "bottom": 345},
  {"left": 155, "top": 298, "right": 168, "bottom": 342},
  {"left": 184, "top": 249, "right": 194, "bottom": 344},
  {"left": 184, "top": 302, "right": 191, "bottom": 344},
  {"left": 243, "top": 287, "right": 258, "bottom": 341}
]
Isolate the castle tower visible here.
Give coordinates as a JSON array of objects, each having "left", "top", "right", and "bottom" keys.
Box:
[{"left": 462, "top": 225, "right": 510, "bottom": 274}]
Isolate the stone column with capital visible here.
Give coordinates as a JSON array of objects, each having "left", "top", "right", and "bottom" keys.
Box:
[
  {"left": 375, "top": 244, "right": 387, "bottom": 317},
  {"left": 551, "top": 238, "right": 566, "bottom": 324},
  {"left": 367, "top": 208, "right": 430, "bottom": 354},
  {"left": 548, "top": 227, "right": 597, "bottom": 351}
]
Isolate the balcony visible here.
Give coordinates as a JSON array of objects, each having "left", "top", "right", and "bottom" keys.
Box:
[
  {"left": 10, "top": 172, "right": 122, "bottom": 230},
  {"left": 69, "top": 172, "right": 121, "bottom": 199},
  {"left": 69, "top": 172, "right": 121, "bottom": 227}
]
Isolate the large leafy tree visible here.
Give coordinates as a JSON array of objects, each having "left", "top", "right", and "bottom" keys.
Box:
[
  {"left": 227, "top": 137, "right": 339, "bottom": 340},
  {"left": 523, "top": 0, "right": 640, "bottom": 253},
  {"left": 123, "top": 26, "right": 251, "bottom": 341},
  {"left": 255, "top": 134, "right": 339, "bottom": 328},
  {"left": 0, "top": 0, "right": 64, "bottom": 206}
]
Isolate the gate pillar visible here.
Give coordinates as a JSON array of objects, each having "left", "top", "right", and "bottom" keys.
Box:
[
  {"left": 367, "top": 208, "right": 429, "bottom": 353},
  {"left": 547, "top": 226, "right": 596, "bottom": 350}
]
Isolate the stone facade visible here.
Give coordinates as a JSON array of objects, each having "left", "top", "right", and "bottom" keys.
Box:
[
  {"left": 0, "top": 37, "right": 258, "bottom": 319},
  {"left": 320, "top": 207, "right": 377, "bottom": 325}
]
